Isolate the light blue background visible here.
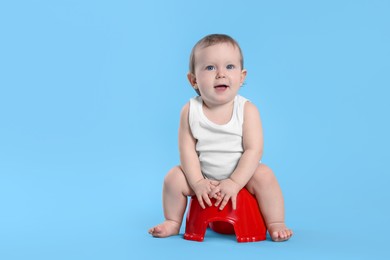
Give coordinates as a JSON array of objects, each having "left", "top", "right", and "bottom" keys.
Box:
[{"left": 1, "top": 0, "right": 389, "bottom": 259}]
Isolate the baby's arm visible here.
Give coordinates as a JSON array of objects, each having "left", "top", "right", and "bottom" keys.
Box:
[
  {"left": 179, "top": 103, "right": 219, "bottom": 209},
  {"left": 213, "top": 102, "right": 263, "bottom": 210}
]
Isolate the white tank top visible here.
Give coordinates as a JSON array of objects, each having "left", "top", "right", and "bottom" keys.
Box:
[{"left": 189, "top": 95, "right": 248, "bottom": 180}]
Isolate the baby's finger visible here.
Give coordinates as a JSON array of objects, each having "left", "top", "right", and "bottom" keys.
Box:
[
  {"left": 210, "top": 180, "right": 220, "bottom": 186},
  {"left": 214, "top": 194, "right": 223, "bottom": 207},
  {"left": 231, "top": 195, "right": 237, "bottom": 210},
  {"left": 196, "top": 195, "right": 206, "bottom": 209},
  {"left": 203, "top": 194, "right": 212, "bottom": 207},
  {"left": 219, "top": 196, "right": 230, "bottom": 210},
  {"left": 209, "top": 187, "right": 220, "bottom": 198}
]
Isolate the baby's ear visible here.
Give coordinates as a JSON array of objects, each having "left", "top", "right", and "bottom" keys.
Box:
[
  {"left": 240, "top": 69, "right": 247, "bottom": 85},
  {"left": 187, "top": 72, "right": 197, "bottom": 86}
]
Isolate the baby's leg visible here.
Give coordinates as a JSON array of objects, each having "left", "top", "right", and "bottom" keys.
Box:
[
  {"left": 148, "top": 166, "right": 193, "bottom": 238},
  {"left": 246, "top": 164, "right": 293, "bottom": 241}
]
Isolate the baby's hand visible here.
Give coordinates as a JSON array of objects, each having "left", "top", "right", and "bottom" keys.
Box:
[
  {"left": 212, "top": 178, "right": 241, "bottom": 210},
  {"left": 192, "top": 179, "right": 220, "bottom": 209}
]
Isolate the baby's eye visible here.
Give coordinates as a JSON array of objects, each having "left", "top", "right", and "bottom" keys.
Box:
[
  {"left": 226, "top": 64, "right": 235, "bottom": 70},
  {"left": 205, "top": 65, "right": 215, "bottom": 71}
]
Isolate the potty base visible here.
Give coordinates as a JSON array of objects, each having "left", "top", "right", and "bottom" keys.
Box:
[{"left": 184, "top": 188, "right": 267, "bottom": 243}]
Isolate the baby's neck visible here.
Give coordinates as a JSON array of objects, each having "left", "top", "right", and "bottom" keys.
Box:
[{"left": 202, "top": 100, "right": 234, "bottom": 125}]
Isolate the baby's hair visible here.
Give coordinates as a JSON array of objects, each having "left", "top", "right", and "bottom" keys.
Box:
[{"left": 188, "top": 34, "right": 244, "bottom": 95}]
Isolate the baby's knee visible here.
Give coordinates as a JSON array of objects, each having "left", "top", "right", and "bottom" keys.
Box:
[
  {"left": 164, "top": 166, "right": 185, "bottom": 187},
  {"left": 252, "top": 164, "right": 276, "bottom": 185},
  {"left": 163, "top": 166, "right": 193, "bottom": 195},
  {"left": 258, "top": 164, "right": 274, "bottom": 177}
]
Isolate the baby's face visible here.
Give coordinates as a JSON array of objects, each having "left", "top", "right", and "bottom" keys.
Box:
[{"left": 191, "top": 43, "right": 246, "bottom": 107}]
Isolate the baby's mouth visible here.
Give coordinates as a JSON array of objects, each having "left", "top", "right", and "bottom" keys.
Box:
[{"left": 214, "top": 84, "right": 229, "bottom": 90}]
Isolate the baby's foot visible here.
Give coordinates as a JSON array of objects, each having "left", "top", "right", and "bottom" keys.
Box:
[
  {"left": 267, "top": 222, "right": 293, "bottom": 242},
  {"left": 148, "top": 220, "right": 180, "bottom": 238}
]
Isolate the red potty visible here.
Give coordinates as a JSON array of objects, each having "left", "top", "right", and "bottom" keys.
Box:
[{"left": 184, "top": 188, "right": 267, "bottom": 242}]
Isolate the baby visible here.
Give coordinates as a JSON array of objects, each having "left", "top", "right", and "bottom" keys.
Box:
[{"left": 149, "top": 34, "right": 292, "bottom": 241}]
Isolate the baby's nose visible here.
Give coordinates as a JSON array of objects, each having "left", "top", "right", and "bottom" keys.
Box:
[{"left": 216, "top": 69, "right": 226, "bottom": 78}]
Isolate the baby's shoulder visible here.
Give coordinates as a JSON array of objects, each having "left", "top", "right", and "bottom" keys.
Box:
[
  {"left": 180, "top": 101, "right": 190, "bottom": 115},
  {"left": 243, "top": 100, "right": 261, "bottom": 118}
]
